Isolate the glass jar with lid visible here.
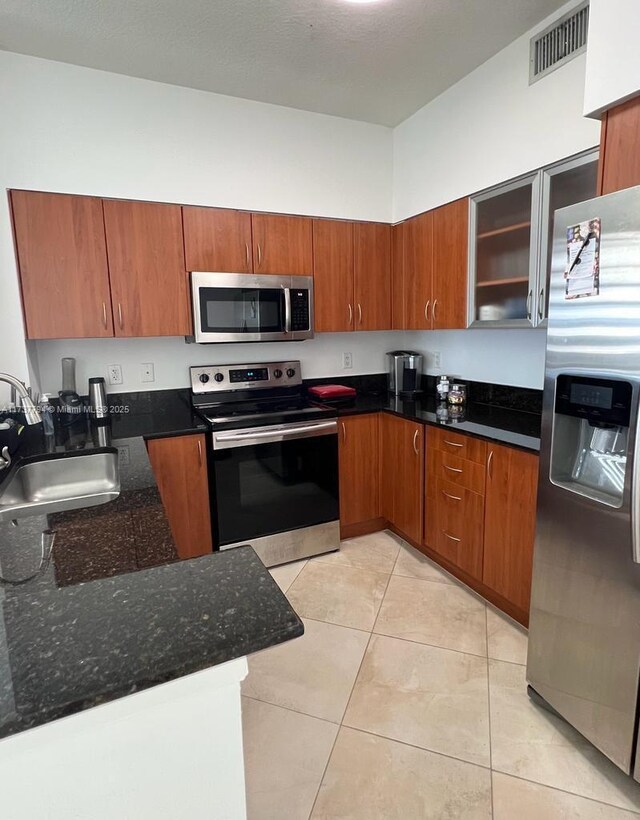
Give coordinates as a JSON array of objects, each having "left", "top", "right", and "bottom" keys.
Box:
[{"left": 448, "top": 383, "right": 467, "bottom": 405}]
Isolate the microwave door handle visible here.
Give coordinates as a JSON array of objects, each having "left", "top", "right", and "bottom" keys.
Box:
[{"left": 283, "top": 287, "right": 292, "bottom": 334}]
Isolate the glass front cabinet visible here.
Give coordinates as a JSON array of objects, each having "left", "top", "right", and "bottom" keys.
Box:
[{"left": 468, "top": 149, "right": 599, "bottom": 328}]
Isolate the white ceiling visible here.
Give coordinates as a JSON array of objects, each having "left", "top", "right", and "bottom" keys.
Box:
[{"left": 0, "top": 0, "right": 568, "bottom": 126}]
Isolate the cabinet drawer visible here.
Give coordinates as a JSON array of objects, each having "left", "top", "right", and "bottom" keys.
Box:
[
  {"left": 429, "top": 427, "right": 487, "bottom": 464},
  {"left": 427, "top": 448, "right": 486, "bottom": 495},
  {"left": 428, "top": 479, "right": 484, "bottom": 578}
]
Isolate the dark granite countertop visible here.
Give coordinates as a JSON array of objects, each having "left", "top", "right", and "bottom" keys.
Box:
[
  {"left": 0, "top": 409, "right": 302, "bottom": 739},
  {"left": 333, "top": 393, "right": 541, "bottom": 452}
]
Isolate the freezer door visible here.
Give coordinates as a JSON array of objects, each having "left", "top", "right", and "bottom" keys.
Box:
[{"left": 527, "top": 186, "right": 640, "bottom": 776}]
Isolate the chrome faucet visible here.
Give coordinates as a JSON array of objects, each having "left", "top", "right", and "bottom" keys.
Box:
[{"left": 0, "top": 373, "right": 42, "bottom": 425}]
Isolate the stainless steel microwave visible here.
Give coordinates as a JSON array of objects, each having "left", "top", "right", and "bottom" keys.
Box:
[{"left": 191, "top": 272, "right": 314, "bottom": 343}]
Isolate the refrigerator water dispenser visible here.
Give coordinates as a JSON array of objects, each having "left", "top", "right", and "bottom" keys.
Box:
[{"left": 550, "top": 375, "right": 632, "bottom": 507}]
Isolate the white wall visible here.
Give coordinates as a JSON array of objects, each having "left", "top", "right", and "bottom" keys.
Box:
[
  {"left": 405, "top": 330, "right": 547, "bottom": 390},
  {"left": 34, "top": 332, "right": 410, "bottom": 394},
  {"left": 392, "top": 1, "right": 600, "bottom": 221},
  {"left": 0, "top": 50, "right": 392, "bottom": 398},
  {"left": 390, "top": 1, "right": 600, "bottom": 390},
  {"left": 583, "top": 0, "right": 640, "bottom": 117}
]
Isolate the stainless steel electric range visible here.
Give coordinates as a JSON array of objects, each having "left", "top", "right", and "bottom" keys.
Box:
[{"left": 191, "top": 360, "right": 340, "bottom": 568}]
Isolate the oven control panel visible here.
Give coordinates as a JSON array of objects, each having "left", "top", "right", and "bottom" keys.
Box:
[{"left": 190, "top": 361, "right": 302, "bottom": 394}]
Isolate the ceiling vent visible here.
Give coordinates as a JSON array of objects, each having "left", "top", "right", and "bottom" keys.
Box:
[{"left": 529, "top": 1, "right": 589, "bottom": 84}]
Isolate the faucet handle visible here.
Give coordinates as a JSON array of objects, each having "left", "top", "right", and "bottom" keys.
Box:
[{"left": 0, "top": 446, "right": 11, "bottom": 471}]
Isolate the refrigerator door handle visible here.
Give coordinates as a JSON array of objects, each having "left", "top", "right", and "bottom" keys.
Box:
[{"left": 632, "top": 429, "right": 640, "bottom": 563}]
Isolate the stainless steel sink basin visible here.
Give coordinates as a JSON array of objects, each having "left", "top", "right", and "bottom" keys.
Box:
[{"left": 0, "top": 452, "right": 120, "bottom": 522}]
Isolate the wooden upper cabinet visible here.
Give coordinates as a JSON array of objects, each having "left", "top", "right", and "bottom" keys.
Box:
[
  {"left": 339, "top": 414, "right": 380, "bottom": 529},
  {"left": 403, "top": 211, "right": 433, "bottom": 330},
  {"left": 251, "top": 213, "right": 313, "bottom": 276},
  {"left": 599, "top": 96, "right": 640, "bottom": 195},
  {"left": 11, "top": 191, "right": 114, "bottom": 339},
  {"left": 103, "top": 199, "right": 190, "bottom": 337},
  {"left": 146, "top": 434, "right": 213, "bottom": 560},
  {"left": 354, "top": 222, "right": 391, "bottom": 331},
  {"left": 391, "top": 222, "right": 405, "bottom": 329},
  {"left": 483, "top": 443, "right": 539, "bottom": 615},
  {"left": 182, "top": 206, "right": 253, "bottom": 272},
  {"left": 313, "top": 219, "right": 354, "bottom": 332},
  {"left": 432, "top": 199, "right": 468, "bottom": 330},
  {"left": 381, "top": 413, "right": 424, "bottom": 544}
]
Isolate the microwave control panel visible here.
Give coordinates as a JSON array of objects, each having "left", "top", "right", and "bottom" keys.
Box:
[{"left": 290, "top": 290, "right": 311, "bottom": 331}]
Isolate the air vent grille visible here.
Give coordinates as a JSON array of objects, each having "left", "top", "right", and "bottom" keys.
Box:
[{"left": 530, "top": 2, "right": 589, "bottom": 83}]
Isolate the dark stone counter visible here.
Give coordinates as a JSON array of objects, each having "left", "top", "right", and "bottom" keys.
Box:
[{"left": 0, "top": 407, "right": 302, "bottom": 739}]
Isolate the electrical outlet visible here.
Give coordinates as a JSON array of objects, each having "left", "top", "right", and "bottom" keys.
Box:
[
  {"left": 117, "top": 445, "right": 130, "bottom": 466},
  {"left": 432, "top": 351, "right": 442, "bottom": 368},
  {"left": 343, "top": 352, "right": 353, "bottom": 369},
  {"left": 140, "top": 362, "right": 155, "bottom": 383},
  {"left": 107, "top": 364, "right": 123, "bottom": 386}
]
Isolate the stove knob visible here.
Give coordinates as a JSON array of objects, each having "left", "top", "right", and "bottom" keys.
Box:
[
  {"left": 286, "top": 368, "right": 296, "bottom": 378},
  {"left": 214, "top": 373, "right": 224, "bottom": 383},
  {"left": 199, "top": 373, "right": 210, "bottom": 384},
  {"left": 273, "top": 369, "right": 283, "bottom": 379}
]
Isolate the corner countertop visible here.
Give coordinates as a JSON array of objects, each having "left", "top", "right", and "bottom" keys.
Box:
[
  {"left": 0, "top": 401, "right": 302, "bottom": 740},
  {"left": 334, "top": 393, "right": 541, "bottom": 452}
]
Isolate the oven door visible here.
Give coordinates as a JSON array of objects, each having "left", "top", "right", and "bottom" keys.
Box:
[
  {"left": 191, "top": 272, "right": 313, "bottom": 342},
  {"left": 211, "top": 420, "right": 339, "bottom": 564}
]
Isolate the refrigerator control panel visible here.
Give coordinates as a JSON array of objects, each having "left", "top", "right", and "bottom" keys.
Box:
[{"left": 555, "top": 375, "right": 632, "bottom": 428}]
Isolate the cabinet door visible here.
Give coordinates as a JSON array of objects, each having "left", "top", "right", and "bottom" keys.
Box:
[
  {"left": 599, "top": 96, "right": 640, "bottom": 195},
  {"left": 538, "top": 152, "right": 598, "bottom": 323},
  {"left": 146, "top": 434, "right": 213, "bottom": 560},
  {"left": 313, "top": 219, "right": 354, "bottom": 332},
  {"left": 432, "top": 199, "right": 468, "bottom": 330},
  {"left": 251, "top": 213, "right": 313, "bottom": 276},
  {"left": 339, "top": 414, "right": 380, "bottom": 527},
  {"left": 11, "top": 191, "right": 114, "bottom": 339},
  {"left": 354, "top": 222, "right": 391, "bottom": 331},
  {"left": 470, "top": 175, "right": 539, "bottom": 327},
  {"left": 403, "top": 211, "right": 433, "bottom": 330},
  {"left": 103, "top": 200, "right": 190, "bottom": 337},
  {"left": 381, "top": 413, "right": 424, "bottom": 543},
  {"left": 483, "top": 444, "right": 539, "bottom": 613},
  {"left": 182, "top": 206, "right": 253, "bottom": 273},
  {"left": 391, "top": 222, "right": 405, "bottom": 329}
]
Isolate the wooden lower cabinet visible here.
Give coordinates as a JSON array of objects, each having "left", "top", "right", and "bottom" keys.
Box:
[
  {"left": 338, "top": 414, "right": 381, "bottom": 534},
  {"left": 424, "top": 427, "right": 486, "bottom": 579},
  {"left": 146, "top": 434, "right": 213, "bottom": 560},
  {"left": 380, "top": 413, "right": 424, "bottom": 543},
  {"left": 483, "top": 443, "right": 539, "bottom": 614}
]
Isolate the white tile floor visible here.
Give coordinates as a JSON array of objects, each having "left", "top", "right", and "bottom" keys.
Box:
[{"left": 242, "top": 532, "right": 640, "bottom": 819}]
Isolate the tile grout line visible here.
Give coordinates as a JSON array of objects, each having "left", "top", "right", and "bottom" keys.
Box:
[
  {"left": 335, "top": 722, "right": 493, "bottom": 772},
  {"left": 491, "top": 769, "right": 640, "bottom": 816},
  {"left": 306, "top": 542, "right": 400, "bottom": 819}
]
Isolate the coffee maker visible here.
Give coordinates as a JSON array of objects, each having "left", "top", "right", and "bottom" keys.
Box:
[{"left": 387, "top": 351, "right": 423, "bottom": 396}]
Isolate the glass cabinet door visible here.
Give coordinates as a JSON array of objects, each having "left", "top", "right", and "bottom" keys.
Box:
[
  {"left": 538, "top": 150, "right": 599, "bottom": 324},
  {"left": 470, "top": 174, "right": 540, "bottom": 327}
]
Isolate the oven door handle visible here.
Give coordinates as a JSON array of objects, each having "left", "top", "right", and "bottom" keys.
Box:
[
  {"left": 283, "top": 287, "right": 292, "bottom": 334},
  {"left": 213, "top": 420, "right": 337, "bottom": 450}
]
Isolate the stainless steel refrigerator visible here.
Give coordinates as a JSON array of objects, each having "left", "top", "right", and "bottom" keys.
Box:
[{"left": 527, "top": 184, "right": 640, "bottom": 779}]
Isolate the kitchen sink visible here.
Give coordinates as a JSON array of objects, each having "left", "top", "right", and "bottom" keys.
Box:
[{"left": 0, "top": 451, "right": 120, "bottom": 522}]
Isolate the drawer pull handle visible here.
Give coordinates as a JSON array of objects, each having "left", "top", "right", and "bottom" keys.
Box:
[
  {"left": 412, "top": 429, "right": 420, "bottom": 455},
  {"left": 102, "top": 302, "right": 108, "bottom": 329},
  {"left": 357, "top": 303, "right": 362, "bottom": 325},
  {"left": 348, "top": 303, "right": 353, "bottom": 325},
  {"left": 443, "top": 440, "right": 463, "bottom": 448},
  {"left": 443, "top": 531, "right": 462, "bottom": 543},
  {"left": 488, "top": 450, "right": 494, "bottom": 479},
  {"left": 245, "top": 243, "right": 251, "bottom": 269},
  {"left": 197, "top": 439, "right": 203, "bottom": 468},
  {"left": 341, "top": 422, "right": 346, "bottom": 443},
  {"left": 444, "top": 464, "right": 463, "bottom": 474},
  {"left": 442, "top": 490, "right": 462, "bottom": 501}
]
